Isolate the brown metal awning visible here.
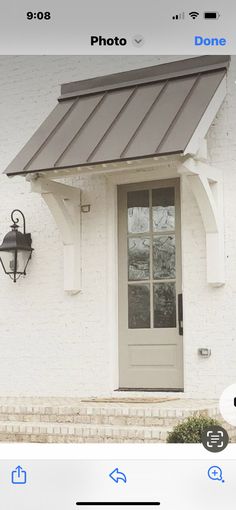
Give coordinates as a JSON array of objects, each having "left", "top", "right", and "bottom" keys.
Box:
[{"left": 4, "top": 55, "right": 230, "bottom": 177}]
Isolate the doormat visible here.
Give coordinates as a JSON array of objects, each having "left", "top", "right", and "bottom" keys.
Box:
[{"left": 81, "top": 397, "right": 179, "bottom": 404}]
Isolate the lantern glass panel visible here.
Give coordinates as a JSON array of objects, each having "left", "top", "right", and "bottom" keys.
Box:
[
  {"left": 0, "top": 249, "right": 31, "bottom": 275},
  {"left": 16, "top": 250, "right": 31, "bottom": 274},
  {"left": 0, "top": 250, "right": 16, "bottom": 274}
]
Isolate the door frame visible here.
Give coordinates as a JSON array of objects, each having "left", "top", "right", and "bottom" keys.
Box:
[{"left": 105, "top": 165, "right": 184, "bottom": 393}]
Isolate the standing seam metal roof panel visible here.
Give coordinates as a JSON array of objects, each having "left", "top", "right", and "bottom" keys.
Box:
[{"left": 4, "top": 56, "right": 230, "bottom": 176}]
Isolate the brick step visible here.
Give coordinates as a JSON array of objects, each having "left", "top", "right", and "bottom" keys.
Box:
[
  {"left": 0, "top": 414, "right": 192, "bottom": 427},
  {"left": 0, "top": 399, "right": 232, "bottom": 443},
  {"left": 0, "top": 421, "right": 169, "bottom": 443},
  {"left": 0, "top": 404, "right": 220, "bottom": 427}
]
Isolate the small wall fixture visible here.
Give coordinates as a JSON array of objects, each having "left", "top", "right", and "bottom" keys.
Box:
[
  {"left": 0, "top": 209, "right": 33, "bottom": 282},
  {"left": 198, "top": 348, "right": 211, "bottom": 358}
]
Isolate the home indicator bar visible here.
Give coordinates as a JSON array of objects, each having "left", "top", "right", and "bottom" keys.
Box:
[{"left": 75, "top": 503, "right": 161, "bottom": 507}]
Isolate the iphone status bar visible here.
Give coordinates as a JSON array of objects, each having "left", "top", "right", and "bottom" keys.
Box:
[{"left": 0, "top": 0, "right": 235, "bottom": 54}]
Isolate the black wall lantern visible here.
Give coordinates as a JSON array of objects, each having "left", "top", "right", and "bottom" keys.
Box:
[{"left": 0, "top": 210, "right": 33, "bottom": 282}]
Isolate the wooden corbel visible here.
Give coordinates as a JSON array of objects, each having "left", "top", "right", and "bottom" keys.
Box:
[
  {"left": 29, "top": 177, "right": 81, "bottom": 294},
  {"left": 178, "top": 157, "right": 225, "bottom": 287}
]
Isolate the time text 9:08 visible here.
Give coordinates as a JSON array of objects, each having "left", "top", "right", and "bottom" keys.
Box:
[{"left": 27, "top": 12, "right": 51, "bottom": 20}]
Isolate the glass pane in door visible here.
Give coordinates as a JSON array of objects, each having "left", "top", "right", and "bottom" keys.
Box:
[
  {"left": 153, "top": 282, "right": 176, "bottom": 328},
  {"left": 152, "top": 187, "right": 175, "bottom": 231},
  {"left": 128, "top": 237, "right": 150, "bottom": 281},
  {"left": 153, "top": 235, "right": 175, "bottom": 279},
  {"left": 128, "top": 284, "right": 150, "bottom": 328},
  {"left": 127, "top": 190, "right": 149, "bottom": 233}
]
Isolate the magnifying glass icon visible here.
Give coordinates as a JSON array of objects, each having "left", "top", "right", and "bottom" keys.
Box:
[{"left": 208, "top": 466, "right": 225, "bottom": 483}]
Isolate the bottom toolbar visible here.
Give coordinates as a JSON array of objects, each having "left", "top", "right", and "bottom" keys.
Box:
[{"left": 0, "top": 459, "right": 234, "bottom": 509}]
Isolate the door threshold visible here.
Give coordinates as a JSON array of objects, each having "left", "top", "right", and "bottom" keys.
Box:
[{"left": 117, "top": 388, "right": 184, "bottom": 392}]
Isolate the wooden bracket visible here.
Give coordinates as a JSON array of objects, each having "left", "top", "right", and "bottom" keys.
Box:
[
  {"left": 178, "top": 157, "right": 225, "bottom": 287},
  {"left": 30, "top": 177, "right": 81, "bottom": 294}
]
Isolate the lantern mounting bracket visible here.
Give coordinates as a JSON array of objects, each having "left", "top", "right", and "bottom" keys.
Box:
[
  {"left": 178, "top": 156, "right": 225, "bottom": 287},
  {"left": 29, "top": 176, "right": 81, "bottom": 294},
  {"left": 11, "top": 209, "right": 26, "bottom": 233}
]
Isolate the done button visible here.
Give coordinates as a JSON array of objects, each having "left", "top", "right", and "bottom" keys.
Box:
[{"left": 194, "top": 36, "right": 227, "bottom": 46}]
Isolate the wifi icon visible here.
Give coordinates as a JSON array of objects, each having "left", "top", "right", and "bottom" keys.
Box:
[{"left": 189, "top": 11, "right": 200, "bottom": 19}]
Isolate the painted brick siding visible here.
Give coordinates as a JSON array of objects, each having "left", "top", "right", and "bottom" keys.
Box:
[{"left": 0, "top": 55, "right": 235, "bottom": 398}]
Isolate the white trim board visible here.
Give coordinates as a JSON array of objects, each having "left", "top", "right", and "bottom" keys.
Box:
[{"left": 184, "top": 76, "right": 227, "bottom": 156}]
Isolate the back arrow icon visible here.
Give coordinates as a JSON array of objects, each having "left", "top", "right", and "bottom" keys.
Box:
[{"left": 109, "top": 468, "right": 127, "bottom": 483}]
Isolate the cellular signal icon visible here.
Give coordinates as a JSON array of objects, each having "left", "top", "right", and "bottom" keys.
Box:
[{"left": 172, "top": 12, "right": 185, "bottom": 20}]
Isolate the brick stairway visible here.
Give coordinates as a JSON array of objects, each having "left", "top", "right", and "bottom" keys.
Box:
[{"left": 0, "top": 396, "right": 232, "bottom": 443}]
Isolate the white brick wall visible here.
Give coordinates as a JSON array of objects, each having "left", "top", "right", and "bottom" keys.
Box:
[
  {"left": 0, "top": 55, "right": 235, "bottom": 398},
  {"left": 183, "top": 57, "right": 236, "bottom": 398}
]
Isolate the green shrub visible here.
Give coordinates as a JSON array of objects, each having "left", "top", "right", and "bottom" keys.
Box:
[{"left": 166, "top": 414, "right": 221, "bottom": 443}]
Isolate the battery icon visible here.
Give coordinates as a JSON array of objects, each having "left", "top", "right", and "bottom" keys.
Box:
[{"left": 204, "top": 11, "right": 220, "bottom": 19}]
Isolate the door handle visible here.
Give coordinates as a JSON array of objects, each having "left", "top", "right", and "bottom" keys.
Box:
[{"left": 178, "top": 293, "right": 183, "bottom": 335}]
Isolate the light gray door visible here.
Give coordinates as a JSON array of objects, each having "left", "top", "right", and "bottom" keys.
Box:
[{"left": 118, "top": 179, "right": 183, "bottom": 390}]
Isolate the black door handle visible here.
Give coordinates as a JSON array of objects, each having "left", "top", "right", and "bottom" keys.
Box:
[{"left": 178, "top": 293, "right": 183, "bottom": 335}]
